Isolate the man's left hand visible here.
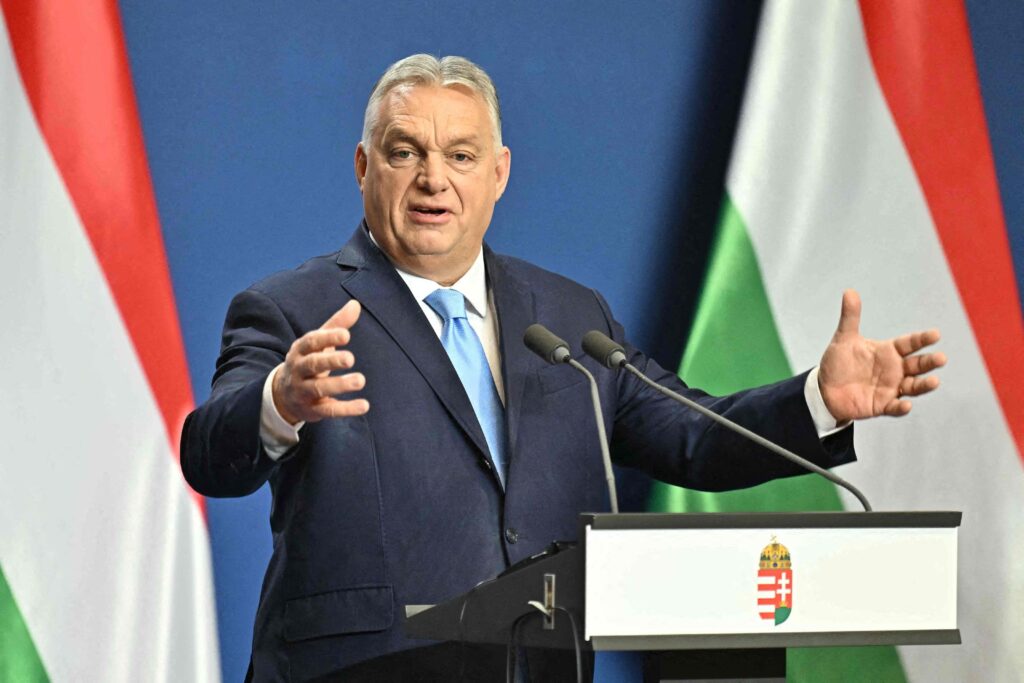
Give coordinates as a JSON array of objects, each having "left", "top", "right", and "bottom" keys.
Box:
[{"left": 818, "top": 289, "right": 946, "bottom": 423}]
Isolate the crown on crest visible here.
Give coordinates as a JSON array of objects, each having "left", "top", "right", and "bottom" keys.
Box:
[{"left": 759, "top": 536, "right": 791, "bottom": 570}]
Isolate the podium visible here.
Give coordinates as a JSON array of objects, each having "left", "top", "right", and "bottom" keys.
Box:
[{"left": 405, "top": 512, "right": 960, "bottom": 681}]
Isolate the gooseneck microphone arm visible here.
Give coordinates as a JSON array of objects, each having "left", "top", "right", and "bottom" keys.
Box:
[
  {"left": 524, "top": 325, "right": 619, "bottom": 513},
  {"left": 580, "top": 331, "right": 872, "bottom": 512},
  {"left": 565, "top": 359, "right": 619, "bottom": 514}
]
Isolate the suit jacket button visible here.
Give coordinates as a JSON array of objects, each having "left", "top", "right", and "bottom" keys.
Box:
[{"left": 505, "top": 528, "right": 519, "bottom": 544}]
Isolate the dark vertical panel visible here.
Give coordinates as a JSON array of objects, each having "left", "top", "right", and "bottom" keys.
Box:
[{"left": 966, "top": 0, "right": 1024, "bottom": 307}]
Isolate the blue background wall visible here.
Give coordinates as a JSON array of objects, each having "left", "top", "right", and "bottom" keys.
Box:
[{"left": 117, "top": 1, "right": 1022, "bottom": 679}]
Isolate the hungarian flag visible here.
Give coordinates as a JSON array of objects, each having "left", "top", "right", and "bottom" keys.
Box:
[
  {"left": 652, "top": 1, "right": 1023, "bottom": 682},
  {"left": 0, "top": 2, "right": 219, "bottom": 680}
]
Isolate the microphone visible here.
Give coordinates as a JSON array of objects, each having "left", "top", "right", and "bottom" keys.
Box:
[
  {"left": 581, "top": 330, "right": 627, "bottom": 369},
  {"left": 523, "top": 325, "right": 619, "bottom": 513},
  {"left": 523, "top": 324, "right": 571, "bottom": 364},
  {"left": 581, "top": 330, "right": 872, "bottom": 512}
]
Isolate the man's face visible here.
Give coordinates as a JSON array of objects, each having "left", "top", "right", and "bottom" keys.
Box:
[{"left": 355, "top": 85, "right": 511, "bottom": 285}]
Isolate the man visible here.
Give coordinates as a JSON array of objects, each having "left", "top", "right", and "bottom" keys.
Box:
[{"left": 181, "top": 55, "right": 945, "bottom": 681}]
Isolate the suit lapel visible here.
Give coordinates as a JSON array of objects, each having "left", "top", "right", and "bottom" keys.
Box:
[
  {"left": 485, "top": 247, "right": 536, "bottom": 463},
  {"left": 336, "top": 226, "right": 492, "bottom": 463}
]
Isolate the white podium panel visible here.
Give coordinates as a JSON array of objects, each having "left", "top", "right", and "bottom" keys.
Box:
[{"left": 585, "top": 521, "right": 957, "bottom": 641}]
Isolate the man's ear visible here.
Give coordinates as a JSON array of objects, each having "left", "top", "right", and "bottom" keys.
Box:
[
  {"left": 494, "top": 146, "right": 511, "bottom": 201},
  {"left": 354, "top": 143, "right": 368, "bottom": 192}
]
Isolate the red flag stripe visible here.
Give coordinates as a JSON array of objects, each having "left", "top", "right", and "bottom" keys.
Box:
[
  {"left": 859, "top": 0, "right": 1024, "bottom": 462},
  {"left": 1, "top": 2, "right": 198, "bottom": 481}
]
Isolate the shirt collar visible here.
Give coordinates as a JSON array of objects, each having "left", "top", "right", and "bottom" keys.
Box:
[{"left": 366, "top": 228, "right": 489, "bottom": 318}]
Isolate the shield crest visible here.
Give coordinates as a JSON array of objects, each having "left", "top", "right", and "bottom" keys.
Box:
[{"left": 757, "top": 537, "right": 793, "bottom": 625}]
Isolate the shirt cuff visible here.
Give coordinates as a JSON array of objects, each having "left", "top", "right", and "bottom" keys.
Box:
[
  {"left": 260, "top": 364, "right": 303, "bottom": 461},
  {"left": 804, "top": 366, "right": 851, "bottom": 439}
]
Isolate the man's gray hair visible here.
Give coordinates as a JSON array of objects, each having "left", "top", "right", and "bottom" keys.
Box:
[{"left": 361, "top": 54, "right": 503, "bottom": 150}]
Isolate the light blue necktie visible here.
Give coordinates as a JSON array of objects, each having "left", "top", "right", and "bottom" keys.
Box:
[{"left": 425, "top": 288, "right": 508, "bottom": 488}]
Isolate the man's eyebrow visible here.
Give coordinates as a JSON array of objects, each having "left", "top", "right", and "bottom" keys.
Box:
[
  {"left": 379, "top": 129, "right": 486, "bottom": 150},
  {"left": 379, "top": 130, "right": 421, "bottom": 147},
  {"left": 445, "top": 136, "right": 484, "bottom": 149}
]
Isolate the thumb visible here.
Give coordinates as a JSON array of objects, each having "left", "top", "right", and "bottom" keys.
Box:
[
  {"left": 321, "top": 299, "right": 362, "bottom": 330},
  {"left": 836, "top": 289, "right": 861, "bottom": 336}
]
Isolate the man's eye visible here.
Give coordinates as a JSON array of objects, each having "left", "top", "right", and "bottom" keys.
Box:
[
  {"left": 451, "top": 152, "right": 473, "bottom": 163},
  {"left": 391, "top": 149, "right": 414, "bottom": 160}
]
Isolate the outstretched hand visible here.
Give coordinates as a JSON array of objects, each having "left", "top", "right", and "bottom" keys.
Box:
[
  {"left": 818, "top": 290, "right": 946, "bottom": 423},
  {"left": 272, "top": 299, "right": 370, "bottom": 425}
]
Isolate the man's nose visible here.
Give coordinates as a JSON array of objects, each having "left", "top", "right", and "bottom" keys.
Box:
[{"left": 417, "top": 154, "right": 449, "bottom": 194}]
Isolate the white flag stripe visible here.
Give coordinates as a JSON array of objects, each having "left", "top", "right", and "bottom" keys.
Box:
[
  {"left": 0, "top": 14, "right": 219, "bottom": 683},
  {"left": 728, "top": 2, "right": 1024, "bottom": 681}
]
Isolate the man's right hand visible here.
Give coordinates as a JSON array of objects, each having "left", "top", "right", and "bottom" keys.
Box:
[{"left": 271, "top": 299, "right": 370, "bottom": 425}]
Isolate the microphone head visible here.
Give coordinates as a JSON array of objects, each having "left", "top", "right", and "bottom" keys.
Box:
[
  {"left": 524, "top": 324, "right": 571, "bottom": 364},
  {"left": 582, "top": 330, "right": 627, "bottom": 369}
]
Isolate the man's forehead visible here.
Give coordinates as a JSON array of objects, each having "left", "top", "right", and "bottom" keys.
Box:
[
  {"left": 386, "top": 82, "right": 482, "bottom": 107},
  {"left": 377, "top": 84, "right": 490, "bottom": 143}
]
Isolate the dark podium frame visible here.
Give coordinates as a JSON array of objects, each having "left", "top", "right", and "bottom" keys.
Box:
[{"left": 405, "top": 512, "right": 961, "bottom": 681}]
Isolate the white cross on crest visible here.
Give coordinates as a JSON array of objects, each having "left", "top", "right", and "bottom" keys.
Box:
[{"left": 777, "top": 572, "right": 791, "bottom": 603}]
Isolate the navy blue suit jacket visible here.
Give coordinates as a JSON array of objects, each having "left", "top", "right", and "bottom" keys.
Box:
[{"left": 181, "top": 224, "right": 854, "bottom": 680}]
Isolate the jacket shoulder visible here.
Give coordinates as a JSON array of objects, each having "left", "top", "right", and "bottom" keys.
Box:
[
  {"left": 245, "top": 251, "right": 345, "bottom": 299},
  {"left": 492, "top": 253, "right": 597, "bottom": 300}
]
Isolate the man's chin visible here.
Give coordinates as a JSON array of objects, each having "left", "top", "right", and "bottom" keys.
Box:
[
  {"left": 396, "top": 231, "right": 458, "bottom": 258},
  {"left": 391, "top": 240, "right": 481, "bottom": 284}
]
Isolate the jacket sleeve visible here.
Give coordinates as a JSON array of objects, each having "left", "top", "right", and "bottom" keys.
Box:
[
  {"left": 592, "top": 291, "right": 856, "bottom": 492},
  {"left": 180, "top": 287, "right": 298, "bottom": 497}
]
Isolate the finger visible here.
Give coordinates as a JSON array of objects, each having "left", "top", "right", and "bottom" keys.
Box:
[
  {"left": 835, "top": 289, "right": 861, "bottom": 335},
  {"left": 893, "top": 328, "right": 941, "bottom": 356},
  {"left": 303, "top": 372, "right": 366, "bottom": 399},
  {"left": 321, "top": 299, "right": 362, "bottom": 331},
  {"left": 294, "top": 328, "right": 352, "bottom": 356},
  {"left": 883, "top": 399, "right": 913, "bottom": 417},
  {"left": 310, "top": 397, "right": 370, "bottom": 419},
  {"left": 297, "top": 349, "right": 355, "bottom": 378},
  {"left": 902, "top": 351, "right": 947, "bottom": 376},
  {"left": 899, "top": 374, "right": 940, "bottom": 397}
]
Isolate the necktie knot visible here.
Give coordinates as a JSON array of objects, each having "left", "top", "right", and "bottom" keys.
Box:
[{"left": 425, "top": 288, "right": 467, "bottom": 322}]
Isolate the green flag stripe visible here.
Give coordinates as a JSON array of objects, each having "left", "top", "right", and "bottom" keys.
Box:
[
  {"left": 650, "top": 194, "right": 843, "bottom": 514},
  {"left": 0, "top": 564, "right": 49, "bottom": 682},
  {"left": 650, "top": 194, "right": 906, "bottom": 681},
  {"left": 681, "top": 192, "right": 792, "bottom": 394}
]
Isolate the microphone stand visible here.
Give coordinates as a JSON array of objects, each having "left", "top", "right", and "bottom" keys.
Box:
[{"left": 619, "top": 362, "right": 871, "bottom": 512}]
